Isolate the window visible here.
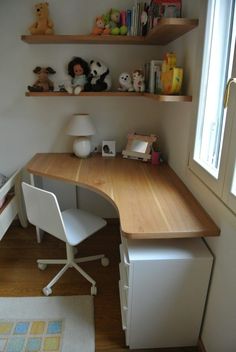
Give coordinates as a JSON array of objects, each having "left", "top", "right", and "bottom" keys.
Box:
[
  {"left": 231, "top": 164, "right": 236, "bottom": 197},
  {"left": 190, "top": 0, "right": 236, "bottom": 213}
]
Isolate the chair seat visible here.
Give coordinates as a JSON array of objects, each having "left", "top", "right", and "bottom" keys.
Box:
[{"left": 61, "top": 208, "right": 107, "bottom": 246}]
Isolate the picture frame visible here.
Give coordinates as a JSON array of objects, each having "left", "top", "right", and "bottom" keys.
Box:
[
  {"left": 102, "top": 140, "right": 116, "bottom": 157},
  {"left": 122, "top": 133, "right": 157, "bottom": 162}
]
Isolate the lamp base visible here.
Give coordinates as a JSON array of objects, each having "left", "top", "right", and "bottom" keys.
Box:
[{"left": 73, "top": 136, "right": 91, "bottom": 158}]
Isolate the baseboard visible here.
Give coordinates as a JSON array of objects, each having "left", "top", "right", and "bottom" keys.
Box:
[{"left": 198, "top": 339, "right": 207, "bottom": 352}]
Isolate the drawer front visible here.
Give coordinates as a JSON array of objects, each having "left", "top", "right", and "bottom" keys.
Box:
[
  {"left": 119, "top": 280, "right": 128, "bottom": 331},
  {"left": 119, "top": 263, "right": 129, "bottom": 303},
  {"left": 120, "top": 231, "right": 129, "bottom": 260},
  {"left": 119, "top": 244, "right": 130, "bottom": 281}
]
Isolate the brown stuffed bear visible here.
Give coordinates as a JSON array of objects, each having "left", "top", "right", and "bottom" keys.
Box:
[
  {"left": 29, "top": 2, "right": 54, "bottom": 35},
  {"left": 28, "top": 66, "right": 56, "bottom": 92}
]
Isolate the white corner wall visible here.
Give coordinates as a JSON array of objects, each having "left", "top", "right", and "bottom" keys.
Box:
[{"left": 159, "top": 1, "right": 236, "bottom": 351}]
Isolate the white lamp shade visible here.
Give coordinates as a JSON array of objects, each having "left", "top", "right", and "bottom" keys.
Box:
[{"left": 66, "top": 113, "right": 95, "bottom": 136}]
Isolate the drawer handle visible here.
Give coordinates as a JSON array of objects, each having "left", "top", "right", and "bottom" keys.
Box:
[{"left": 123, "top": 255, "right": 130, "bottom": 267}]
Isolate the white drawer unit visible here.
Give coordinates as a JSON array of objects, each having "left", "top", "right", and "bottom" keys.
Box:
[{"left": 119, "top": 235, "right": 213, "bottom": 349}]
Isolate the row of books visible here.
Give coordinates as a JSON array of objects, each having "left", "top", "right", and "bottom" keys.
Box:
[{"left": 120, "top": 2, "right": 149, "bottom": 36}]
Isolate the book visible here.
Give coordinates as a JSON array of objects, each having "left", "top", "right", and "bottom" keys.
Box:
[{"left": 148, "top": 60, "right": 163, "bottom": 93}]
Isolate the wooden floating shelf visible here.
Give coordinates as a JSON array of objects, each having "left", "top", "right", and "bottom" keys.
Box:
[
  {"left": 25, "top": 91, "right": 192, "bottom": 102},
  {"left": 21, "top": 18, "right": 198, "bottom": 46}
]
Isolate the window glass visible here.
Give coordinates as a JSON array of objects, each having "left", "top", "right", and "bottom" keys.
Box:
[{"left": 193, "top": 0, "right": 236, "bottom": 178}]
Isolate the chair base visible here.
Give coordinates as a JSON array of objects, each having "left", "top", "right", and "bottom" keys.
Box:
[{"left": 37, "top": 246, "right": 109, "bottom": 296}]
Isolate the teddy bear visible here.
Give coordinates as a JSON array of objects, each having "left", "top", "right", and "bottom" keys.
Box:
[
  {"left": 65, "top": 57, "right": 90, "bottom": 95},
  {"left": 118, "top": 72, "right": 134, "bottom": 91},
  {"left": 28, "top": 2, "right": 54, "bottom": 35},
  {"left": 84, "top": 60, "right": 111, "bottom": 92},
  {"left": 132, "top": 69, "right": 145, "bottom": 92},
  {"left": 91, "top": 16, "right": 110, "bottom": 35},
  {"left": 28, "top": 66, "right": 56, "bottom": 92}
]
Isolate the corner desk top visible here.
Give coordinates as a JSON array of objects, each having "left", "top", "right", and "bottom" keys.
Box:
[{"left": 26, "top": 153, "right": 220, "bottom": 240}]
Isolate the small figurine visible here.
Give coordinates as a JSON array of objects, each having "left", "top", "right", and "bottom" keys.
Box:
[
  {"left": 28, "top": 2, "right": 54, "bottom": 35},
  {"left": 28, "top": 66, "right": 56, "bottom": 92},
  {"left": 65, "top": 57, "right": 90, "bottom": 95},
  {"left": 118, "top": 72, "right": 134, "bottom": 91},
  {"left": 132, "top": 69, "right": 145, "bottom": 92}
]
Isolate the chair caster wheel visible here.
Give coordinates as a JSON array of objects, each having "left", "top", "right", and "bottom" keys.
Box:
[
  {"left": 42, "top": 287, "right": 52, "bottom": 296},
  {"left": 91, "top": 286, "right": 97, "bottom": 296},
  {"left": 38, "top": 263, "right": 47, "bottom": 270},
  {"left": 101, "top": 257, "right": 109, "bottom": 267}
]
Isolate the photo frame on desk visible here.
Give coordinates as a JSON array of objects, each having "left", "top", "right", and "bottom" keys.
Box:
[
  {"left": 122, "top": 133, "right": 157, "bottom": 162},
  {"left": 102, "top": 141, "right": 116, "bottom": 157}
]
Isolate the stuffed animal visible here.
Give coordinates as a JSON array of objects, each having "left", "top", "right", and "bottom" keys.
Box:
[
  {"left": 65, "top": 57, "right": 90, "bottom": 95},
  {"left": 132, "top": 69, "right": 145, "bottom": 92},
  {"left": 28, "top": 2, "right": 54, "bottom": 35},
  {"left": 84, "top": 60, "right": 111, "bottom": 92},
  {"left": 108, "top": 8, "right": 128, "bottom": 35},
  {"left": 28, "top": 66, "right": 56, "bottom": 92},
  {"left": 118, "top": 72, "right": 134, "bottom": 91},
  {"left": 91, "top": 16, "right": 110, "bottom": 35}
]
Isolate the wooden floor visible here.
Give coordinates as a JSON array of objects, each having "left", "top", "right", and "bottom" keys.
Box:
[{"left": 0, "top": 222, "right": 199, "bottom": 352}]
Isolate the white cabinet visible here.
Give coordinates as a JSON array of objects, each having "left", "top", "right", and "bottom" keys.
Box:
[{"left": 119, "top": 235, "right": 213, "bottom": 349}]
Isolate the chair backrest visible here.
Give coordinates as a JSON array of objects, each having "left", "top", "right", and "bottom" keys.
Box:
[{"left": 22, "top": 182, "right": 67, "bottom": 242}]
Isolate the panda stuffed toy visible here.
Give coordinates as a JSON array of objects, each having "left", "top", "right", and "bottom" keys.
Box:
[{"left": 85, "top": 60, "right": 111, "bottom": 92}]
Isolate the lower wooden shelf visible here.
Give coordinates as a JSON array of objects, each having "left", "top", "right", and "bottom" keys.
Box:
[{"left": 25, "top": 91, "right": 192, "bottom": 102}]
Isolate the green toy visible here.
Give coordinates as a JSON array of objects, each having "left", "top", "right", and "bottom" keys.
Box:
[{"left": 96, "top": 8, "right": 128, "bottom": 36}]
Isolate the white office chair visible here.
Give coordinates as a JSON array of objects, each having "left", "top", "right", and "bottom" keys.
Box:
[{"left": 22, "top": 182, "right": 109, "bottom": 296}]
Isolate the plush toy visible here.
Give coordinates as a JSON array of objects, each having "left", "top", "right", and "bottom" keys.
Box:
[
  {"left": 109, "top": 8, "right": 120, "bottom": 34},
  {"left": 118, "top": 72, "right": 134, "bottom": 91},
  {"left": 84, "top": 60, "right": 111, "bottom": 92},
  {"left": 28, "top": 66, "right": 56, "bottom": 92},
  {"left": 109, "top": 8, "right": 128, "bottom": 35},
  {"left": 91, "top": 16, "right": 110, "bottom": 35},
  {"left": 28, "top": 2, "right": 54, "bottom": 35},
  {"left": 132, "top": 70, "right": 145, "bottom": 92},
  {"left": 65, "top": 57, "right": 90, "bottom": 95}
]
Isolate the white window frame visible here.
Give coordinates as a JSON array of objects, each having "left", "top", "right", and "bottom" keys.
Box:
[{"left": 189, "top": 0, "right": 236, "bottom": 213}]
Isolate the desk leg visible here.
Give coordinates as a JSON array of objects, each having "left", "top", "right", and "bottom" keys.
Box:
[{"left": 30, "top": 174, "right": 44, "bottom": 244}]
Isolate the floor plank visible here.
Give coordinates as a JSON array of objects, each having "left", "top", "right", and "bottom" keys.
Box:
[{"left": 0, "top": 222, "right": 199, "bottom": 352}]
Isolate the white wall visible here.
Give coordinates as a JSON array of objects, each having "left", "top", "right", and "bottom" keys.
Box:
[
  {"left": 0, "top": 0, "right": 167, "bottom": 214},
  {"left": 0, "top": 0, "right": 167, "bottom": 176},
  {"left": 160, "top": 1, "right": 236, "bottom": 351}
]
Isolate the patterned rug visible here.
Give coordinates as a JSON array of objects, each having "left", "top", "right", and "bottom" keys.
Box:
[{"left": 0, "top": 296, "right": 94, "bottom": 352}]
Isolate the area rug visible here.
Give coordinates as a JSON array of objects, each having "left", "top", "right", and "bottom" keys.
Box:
[{"left": 0, "top": 295, "right": 94, "bottom": 352}]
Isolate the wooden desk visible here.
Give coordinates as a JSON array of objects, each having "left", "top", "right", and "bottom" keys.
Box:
[{"left": 26, "top": 153, "right": 220, "bottom": 239}]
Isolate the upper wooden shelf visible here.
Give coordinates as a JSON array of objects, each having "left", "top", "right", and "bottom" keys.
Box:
[
  {"left": 25, "top": 91, "right": 192, "bottom": 102},
  {"left": 21, "top": 18, "right": 198, "bottom": 45}
]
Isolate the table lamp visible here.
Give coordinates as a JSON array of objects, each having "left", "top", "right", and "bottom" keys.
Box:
[{"left": 66, "top": 113, "right": 95, "bottom": 158}]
